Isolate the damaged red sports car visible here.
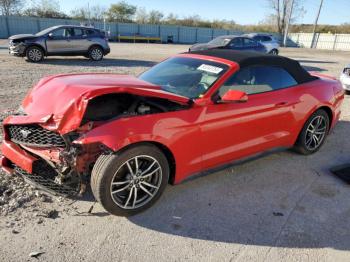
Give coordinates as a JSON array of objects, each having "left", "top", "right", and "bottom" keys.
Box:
[{"left": 0, "top": 49, "right": 345, "bottom": 216}]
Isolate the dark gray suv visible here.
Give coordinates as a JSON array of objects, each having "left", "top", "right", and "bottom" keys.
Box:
[{"left": 8, "top": 25, "right": 110, "bottom": 62}]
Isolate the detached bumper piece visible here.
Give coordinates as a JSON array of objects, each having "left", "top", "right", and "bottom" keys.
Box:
[{"left": 14, "top": 164, "right": 78, "bottom": 197}]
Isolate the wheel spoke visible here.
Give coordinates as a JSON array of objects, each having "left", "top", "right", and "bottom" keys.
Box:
[
  {"left": 132, "top": 187, "right": 138, "bottom": 208},
  {"left": 126, "top": 161, "right": 134, "bottom": 176},
  {"left": 141, "top": 181, "right": 159, "bottom": 189},
  {"left": 140, "top": 184, "right": 153, "bottom": 197},
  {"left": 112, "top": 180, "right": 130, "bottom": 186},
  {"left": 124, "top": 187, "right": 134, "bottom": 208},
  {"left": 141, "top": 167, "right": 161, "bottom": 179},
  {"left": 140, "top": 160, "right": 157, "bottom": 176},
  {"left": 135, "top": 156, "right": 139, "bottom": 173},
  {"left": 111, "top": 184, "right": 130, "bottom": 194}
]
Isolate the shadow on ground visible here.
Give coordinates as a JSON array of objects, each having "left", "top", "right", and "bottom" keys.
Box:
[
  {"left": 39, "top": 58, "right": 156, "bottom": 67},
  {"left": 120, "top": 120, "right": 350, "bottom": 250}
]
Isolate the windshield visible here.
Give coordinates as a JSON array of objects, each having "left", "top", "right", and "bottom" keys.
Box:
[
  {"left": 139, "top": 57, "right": 228, "bottom": 99},
  {"left": 208, "top": 37, "right": 232, "bottom": 46},
  {"left": 35, "top": 26, "right": 60, "bottom": 36}
]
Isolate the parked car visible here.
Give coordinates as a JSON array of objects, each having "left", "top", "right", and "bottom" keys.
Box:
[
  {"left": 340, "top": 64, "right": 350, "bottom": 94},
  {"left": 244, "top": 33, "right": 280, "bottom": 55},
  {"left": 0, "top": 50, "right": 345, "bottom": 216},
  {"left": 189, "top": 35, "right": 267, "bottom": 53},
  {"left": 8, "top": 25, "right": 110, "bottom": 62}
]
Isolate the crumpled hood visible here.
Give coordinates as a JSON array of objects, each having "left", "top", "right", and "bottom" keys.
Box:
[
  {"left": 13, "top": 73, "right": 190, "bottom": 134},
  {"left": 9, "top": 34, "right": 36, "bottom": 41}
]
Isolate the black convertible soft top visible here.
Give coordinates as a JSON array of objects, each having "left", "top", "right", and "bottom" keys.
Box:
[{"left": 187, "top": 49, "right": 318, "bottom": 84}]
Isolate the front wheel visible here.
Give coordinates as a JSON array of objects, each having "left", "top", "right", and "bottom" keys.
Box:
[
  {"left": 294, "top": 109, "right": 330, "bottom": 155},
  {"left": 26, "top": 46, "right": 44, "bottom": 62},
  {"left": 269, "top": 49, "right": 279, "bottom": 55},
  {"left": 91, "top": 144, "right": 169, "bottom": 216}
]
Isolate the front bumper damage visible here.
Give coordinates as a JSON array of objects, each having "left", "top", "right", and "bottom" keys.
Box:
[
  {"left": 8, "top": 42, "right": 26, "bottom": 56},
  {"left": 0, "top": 119, "right": 108, "bottom": 197}
]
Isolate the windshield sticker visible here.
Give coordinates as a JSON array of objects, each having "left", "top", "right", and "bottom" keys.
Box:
[{"left": 197, "top": 64, "right": 223, "bottom": 74}]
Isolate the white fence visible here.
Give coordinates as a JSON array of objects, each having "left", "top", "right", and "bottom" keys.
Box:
[{"left": 289, "top": 33, "right": 350, "bottom": 51}]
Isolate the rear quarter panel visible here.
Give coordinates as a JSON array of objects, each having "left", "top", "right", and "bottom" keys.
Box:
[{"left": 288, "top": 78, "right": 343, "bottom": 144}]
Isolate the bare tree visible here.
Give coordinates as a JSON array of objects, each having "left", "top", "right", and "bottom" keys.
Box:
[
  {"left": 135, "top": 7, "right": 148, "bottom": 24},
  {"left": 23, "top": 0, "right": 68, "bottom": 18},
  {"left": 265, "top": 0, "right": 305, "bottom": 36},
  {"left": 0, "top": 0, "right": 23, "bottom": 15},
  {"left": 71, "top": 5, "right": 106, "bottom": 21}
]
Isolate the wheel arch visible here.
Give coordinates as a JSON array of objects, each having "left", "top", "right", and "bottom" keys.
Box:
[
  {"left": 317, "top": 105, "right": 333, "bottom": 130},
  {"left": 113, "top": 141, "right": 177, "bottom": 185},
  {"left": 25, "top": 44, "right": 46, "bottom": 55},
  {"left": 88, "top": 44, "right": 104, "bottom": 53},
  {"left": 294, "top": 105, "right": 333, "bottom": 145}
]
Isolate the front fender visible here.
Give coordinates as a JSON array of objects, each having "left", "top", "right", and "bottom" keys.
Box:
[{"left": 73, "top": 111, "right": 203, "bottom": 183}]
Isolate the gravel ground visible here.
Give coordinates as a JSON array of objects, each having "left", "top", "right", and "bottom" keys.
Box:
[{"left": 0, "top": 40, "right": 350, "bottom": 262}]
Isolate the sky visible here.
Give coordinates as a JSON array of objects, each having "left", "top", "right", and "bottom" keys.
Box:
[{"left": 57, "top": 0, "right": 349, "bottom": 25}]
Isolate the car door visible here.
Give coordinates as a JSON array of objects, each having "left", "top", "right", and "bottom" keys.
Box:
[
  {"left": 69, "top": 28, "right": 91, "bottom": 52},
  {"left": 199, "top": 65, "right": 300, "bottom": 169},
  {"left": 242, "top": 37, "right": 265, "bottom": 52},
  {"left": 226, "top": 37, "right": 244, "bottom": 51},
  {"left": 46, "top": 27, "right": 74, "bottom": 54}
]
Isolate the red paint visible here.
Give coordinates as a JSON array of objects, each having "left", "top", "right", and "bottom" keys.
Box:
[
  {"left": 0, "top": 54, "right": 345, "bottom": 184},
  {"left": 1, "top": 140, "right": 37, "bottom": 173},
  {"left": 221, "top": 90, "right": 248, "bottom": 102}
]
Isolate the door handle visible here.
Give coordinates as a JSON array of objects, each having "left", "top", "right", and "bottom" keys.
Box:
[{"left": 275, "top": 102, "right": 288, "bottom": 107}]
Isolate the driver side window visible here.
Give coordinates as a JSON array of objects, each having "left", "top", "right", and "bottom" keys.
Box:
[{"left": 218, "top": 65, "right": 298, "bottom": 97}]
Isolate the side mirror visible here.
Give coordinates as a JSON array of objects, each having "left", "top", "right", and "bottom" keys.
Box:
[
  {"left": 221, "top": 90, "right": 248, "bottom": 103},
  {"left": 48, "top": 33, "right": 53, "bottom": 39}
]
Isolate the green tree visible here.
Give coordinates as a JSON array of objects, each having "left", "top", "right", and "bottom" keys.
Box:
[{"left": 105, "top": 1, "right": 137, "bottom": 22}]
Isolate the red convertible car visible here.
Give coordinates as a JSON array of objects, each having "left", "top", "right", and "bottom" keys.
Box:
[{"left": 0, "top": 49, "right": 344, "bottom": 216}]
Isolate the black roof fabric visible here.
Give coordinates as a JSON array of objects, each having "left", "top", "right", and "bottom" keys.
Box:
[{"left": 187, "top": 49, "right": 318, "bottom": 84}]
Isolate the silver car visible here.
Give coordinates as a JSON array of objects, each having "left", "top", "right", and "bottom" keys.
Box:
[
  {"left": 8, "top": 25, "right": 110, "bottom": 62},
  {"left": 244, "top": 33, "right": 280, "bottom": 55},
  {"left": 340, "top": 64, "right": 350, "bottom": 94}
]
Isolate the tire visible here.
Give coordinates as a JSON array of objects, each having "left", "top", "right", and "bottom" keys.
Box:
[
  {"left": 91, "top": 144, "right": 169, "bottom": 216},
  {"left": 294, "top": 109, "right": 330, "bottom": 155},
  {"left": 26, "top": 46, "right": 44, "bottom": 62},
  {"left": 88, "top": 46, "right": 104, "bottom": 61},
  {"left": 269, "top": 49, "right": 279, "bottom": 55}
]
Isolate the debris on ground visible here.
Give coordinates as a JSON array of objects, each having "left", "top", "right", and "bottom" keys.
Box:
[
  {"left": 0, "top": 170, "right": 53, "bottom": 216},
  {"left": 29, "top": 251, "right": 45, "bottom": 258},
  {"left": 273, "top": 212, "right": 284, "bottom": 217}
]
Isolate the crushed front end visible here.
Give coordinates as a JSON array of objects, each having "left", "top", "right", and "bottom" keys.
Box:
[{"left": 0, "top": 120, "right": 107, "bottom": 196}]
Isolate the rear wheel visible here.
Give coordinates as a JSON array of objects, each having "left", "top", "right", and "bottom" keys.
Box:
[
  {"left": 26, "top": 46, "right": 44, "bottom": 62},
  {"left": 88, "top": 46, "right": 104, "bottom": 61},
  {"left": 91, "top": 144, "right": 169, "bottom": 216},
  {"left": 294, "top": 109, "right": 330, "bottom": 155}
]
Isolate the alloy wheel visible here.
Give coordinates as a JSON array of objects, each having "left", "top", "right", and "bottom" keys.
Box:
[
  {"left": 28, "top": 48, "right": 42, "bottom": 62},
  {"left": 90, "top": 48, "right": 103, "bottom": 60},
  {"left": 110, "top": 155, "right": 162, "bottom": 209},
  {"left": 305, "top": 115, "right": 327, "bottom": 151}
]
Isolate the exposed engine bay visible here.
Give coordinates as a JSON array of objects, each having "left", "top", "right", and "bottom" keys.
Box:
[
  {"left": 82, "top": 93, "right": 188, "bottom": 123},
  {"left": 5, "top": 93, "right": 189, "bottom": 196}
]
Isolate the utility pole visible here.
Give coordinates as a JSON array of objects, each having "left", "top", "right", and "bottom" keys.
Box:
[
  {"left": 311, "top": 0, "right": 324, "bottom": 48},
  {"left": 283, "top": 0, "right": 295, "bottom": 47}
]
